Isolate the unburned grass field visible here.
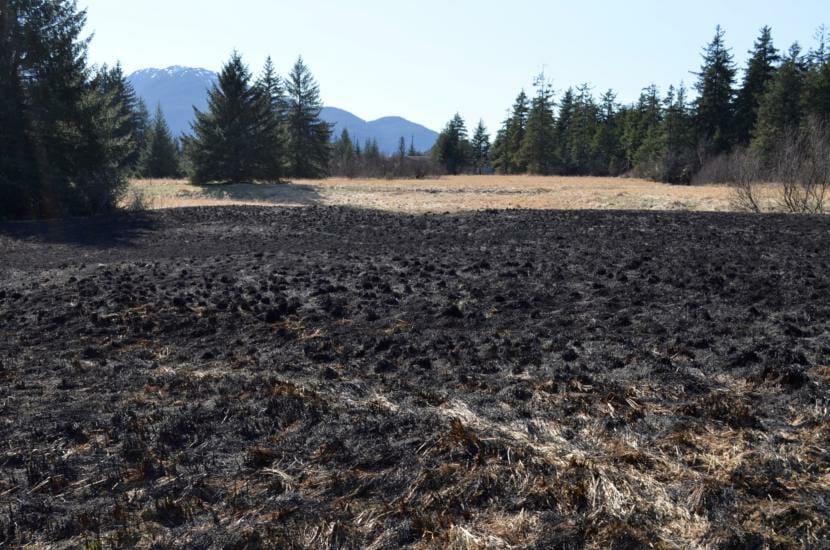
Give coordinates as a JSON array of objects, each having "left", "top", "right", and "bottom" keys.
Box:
[
  {"left": 126, "top": 175, "right": 770, "bottom": 213},
  {"left": 0, "top": 206, "right": 829, "bottom": 548}
]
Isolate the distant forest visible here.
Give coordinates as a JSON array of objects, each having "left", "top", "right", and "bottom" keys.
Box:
[
  {"left": 431, "top": 25, "right": 830, "bottom": 184},
  {"left": 1, "top": 0, "right": 828, "bottom": 220}
]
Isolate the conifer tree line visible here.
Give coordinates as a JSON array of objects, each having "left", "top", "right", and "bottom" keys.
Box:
[
  {"left": 328, "top": 130, "right": 440, "bottom": 179},
  {"left": 2, "top": 3, "right": 828, "bottom": 219},
  {"left": 432, "top": 25, "right": 830, "bottom": 184},
  {"left": 0, "top": 0, "right": 332, "bottom": 219},
  {"left": 183, "top": 53, "right": 332, "bottom": 183}
]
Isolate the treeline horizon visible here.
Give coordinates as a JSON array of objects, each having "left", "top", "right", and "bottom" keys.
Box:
[
  {"left": 430, "top": 24, "right": 830, "bottom": 184},
  {"left": 1, "top": 1, "right": 828, "bottom": 221}
]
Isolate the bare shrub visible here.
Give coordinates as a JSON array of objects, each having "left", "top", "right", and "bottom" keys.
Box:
[
  {"left": 124, "top": 188, "right": 155, "bottom": 211},
  {"left": 728, "top": 149, "right": 765, "bottom": 213},
  {"left": 702, "top": 118, "right": 830, "bottom": 214},
  {"left": 774, "top": 119, "right": 830, "bottom": 214}
]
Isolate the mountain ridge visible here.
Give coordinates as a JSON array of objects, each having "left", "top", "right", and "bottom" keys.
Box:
[{"left": 127, "top": 66, "right": 438, "bottom": 154}]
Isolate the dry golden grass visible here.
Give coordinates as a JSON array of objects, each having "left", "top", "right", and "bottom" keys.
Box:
[{"left": 126, "top": 176, "right": 781, "bottom": 213}]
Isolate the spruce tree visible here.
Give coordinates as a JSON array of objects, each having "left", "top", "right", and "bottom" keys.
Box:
[
  {"left": 408, "top": 136, "right": 418, "bottom": 156},
  {"left": 185, "top": 52, "right": 257, "bottom": 183},
  {"left": 133, "top": 98, "right": 152, "bottom": 165},
  {"left": 257, "top": 56, "right": 287, "bottom": 120},
  {"left": 92, "top": 63, "right": 147, "bottom": 173},
  {"left": 620, "top": 85, "right": 662, "bottom": 170},
  {"left": 641, "top": 84, "right": 699, "bottom": 183},
  {"left": 492, "top": 91, "right": 530, "bottom": 174},
  {"left": 664, "top": 84, "right": 698, "bottom": 183},
  {"left": 331, "top": 129, "right": 356, "bottom": 176},
  {"left": 253, "top": 57, "right": 287, "bottom": 181},
  {"left": 432, "top": 113, "right": 471, "bottom": 175},
  {"left": 520, "top": 76, "right": 557, "bottom": 175},
  {"left": 735, "top": 27, "right": 780, "bottom": 145},
  {"left": 398, "top": 136, "right": 407, "bottom": 159},
  {"left": 566, "top": 84, "right": 600, "bottom": 174},
  {"left": 364, "top": 139, "right": 381, "bottom": 163},
  {"left": 490, "top": 118, "right": 510, "bottom": 174},
  {"left": 555, "top": 88, "right": 577, "bottom": 173},
  {"left": 0, "top": 0, "right": 130, "bottom": 219},
  {"left": 805, "top": 26, "right": 830, "bottom": 121},
  {"left": 694, "top": 26, "right": 738, "bottom": 156},
  {"left": 590, "top": 90, "right": 625, "bottom": 175},
  {"left": 752, "top": 44, "right": 806, "bottom": 156},
  {"left": 285, "top": 57, "right": 332, "bottom": 178},
  {"left": 506, "top": 91, "right": 530, "bottom": 173},
  {"left": 142, "top": 105, "right": 181, "bottom": 178},
  {"left": 470, "top": 120, "right": 491, "bottom": 174}
]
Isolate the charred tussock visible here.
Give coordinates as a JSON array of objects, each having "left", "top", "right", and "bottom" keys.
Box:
[{"left": 1, "top": 206, "right": 829, "bottom": 547}]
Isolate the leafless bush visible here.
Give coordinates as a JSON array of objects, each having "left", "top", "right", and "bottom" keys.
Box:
[
  {"left": 774, "top": 119, "right": 830, "bottom": 214},
  {"left": 123, "top": 188, "right": 155, "bottom": 211},
  {"left": 728, "top": 149, "right": 765, "bottom": 213},
  {"left": 703, "top": 118, "right": 830, "bottom": 214}
]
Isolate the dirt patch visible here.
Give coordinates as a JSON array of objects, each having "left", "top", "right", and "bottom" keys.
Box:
[
  {"left": 1, "top": 206, "right": 829, "bottom": 547},
  {"left": 128, "top": 175, "right": 775, "bottom": 213}
]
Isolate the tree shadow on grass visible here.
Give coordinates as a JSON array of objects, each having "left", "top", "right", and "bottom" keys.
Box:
[
  {"left": 192, "top": 182, "right": 325, "bottom": 206},
  {"left": 0, "top": 210, "right": 159, "bottom": 248}
]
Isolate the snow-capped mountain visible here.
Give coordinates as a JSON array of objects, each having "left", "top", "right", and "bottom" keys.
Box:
[
  {"left": 127, "top": 67, "right": 438, "bottom": 153},
  {"left": 128, "top": 67, "right": 219, "bottom": 138}
]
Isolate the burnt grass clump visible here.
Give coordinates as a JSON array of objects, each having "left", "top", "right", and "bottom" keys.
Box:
[{"left": 1, "top": 205, "right": 829, "bottom": 548}]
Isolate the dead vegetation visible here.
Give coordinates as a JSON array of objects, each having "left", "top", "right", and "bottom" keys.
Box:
[
  {"left": 125, "top": 175, "right": 751, "bottom": 213},
  {"left": 1, "top": 206, "right": 829, "bottom": 547}
]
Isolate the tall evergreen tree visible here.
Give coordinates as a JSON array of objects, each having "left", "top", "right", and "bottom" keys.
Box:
[
  {"left": 432, "top": 113, "right": 471, "bottom": 175},
  {"left": 397, "top": 136, "right": 407, "bottom": 159},
  {"left": 565, "top": 84, "right": 599, "bottom": 174},
  {"left": 694, "top": 25, "right": 738, "bottom": 156},
  {"left": 285, "top": 57, "right": 332, "bottom": 178},
  {"left": 133, "top": 98, "right": 152, "bottom": 163},
  {"left": 490, "top": 119, "right": 510, "bottom": 174},
  {"left": 492, "top": 91, "right": 530, "bottom": 174},
  {"left": 256, "top": 56, "right": 287, "bottom": 120},
  {"left": 408, "top": 136, "right": 418, "bottom": 156},
  {"left": 0, "top": 0, "right": 130, "bottom": 219},
  {"left": 520, "top": 76, "right": 557, "bottom": 174},
  {"left": 470, "top": 120, "right": 491, "bottom": 174},
  {"left": 253, "top": 57, "right": 287, "bottom": 180},
  {"left": 660, "top": 84, "right": 698, "bottom": 183},
  {"left": 591, "top": 90, "right": 625, "bottom": 175},
  {"left": 331, "top": 129, "right": 356, "bottom": 177},
  {"left": 619, "top": 85, "right": 662, "bottom": 171},
  {"left": 636, "top": 84, "right": 698, "bottom": 183},
  {"left": 364, "top": 138, "right": 381, "bottom": 163},
  {"left": 735, "top": 26, "right": 780, "bottom": 145},
  {"left": 805, "top": 26, "right": 830, "bottom": 121},
  {"left": 555, "top": 88, "right": 577, "bottom": 173},
  {"left": 142, "top": 105, "right": 181, "bottom": 178},
  {"left": 92, "top": 63, "right": 147, "bottom": 173},
  {"left": 184, "top": 52, "right": 279, "bottom": 183},
  {"left": 753, "top": 44, "right": 807, "bottom": 156}
]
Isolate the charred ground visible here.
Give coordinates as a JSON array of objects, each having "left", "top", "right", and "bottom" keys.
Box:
[{"left": 0, "top": 206, "right": 829, "bottom": 548}]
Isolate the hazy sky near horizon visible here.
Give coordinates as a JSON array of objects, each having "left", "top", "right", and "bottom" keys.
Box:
[{"left": 81, "top": 0, "right": 826, "bottom": 132}]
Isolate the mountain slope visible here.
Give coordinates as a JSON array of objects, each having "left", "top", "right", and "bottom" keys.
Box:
[
  {"left": 128, "top": 66, "right": 218, "bottom": 137},
  {"left": 321, "top": 108, "right": 437, "bottom": 154},
  {"left": 127, "top": 67, "right": 438, "bottom": 153}
]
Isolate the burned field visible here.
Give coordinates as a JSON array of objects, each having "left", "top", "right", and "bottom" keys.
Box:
[{"left": 0, "top": 206, "right": 829, "bottom": 548}]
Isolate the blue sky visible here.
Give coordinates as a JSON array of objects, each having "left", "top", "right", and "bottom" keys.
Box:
[{"left": 81, "top": 0, "right": 827, "bottom": 133}]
